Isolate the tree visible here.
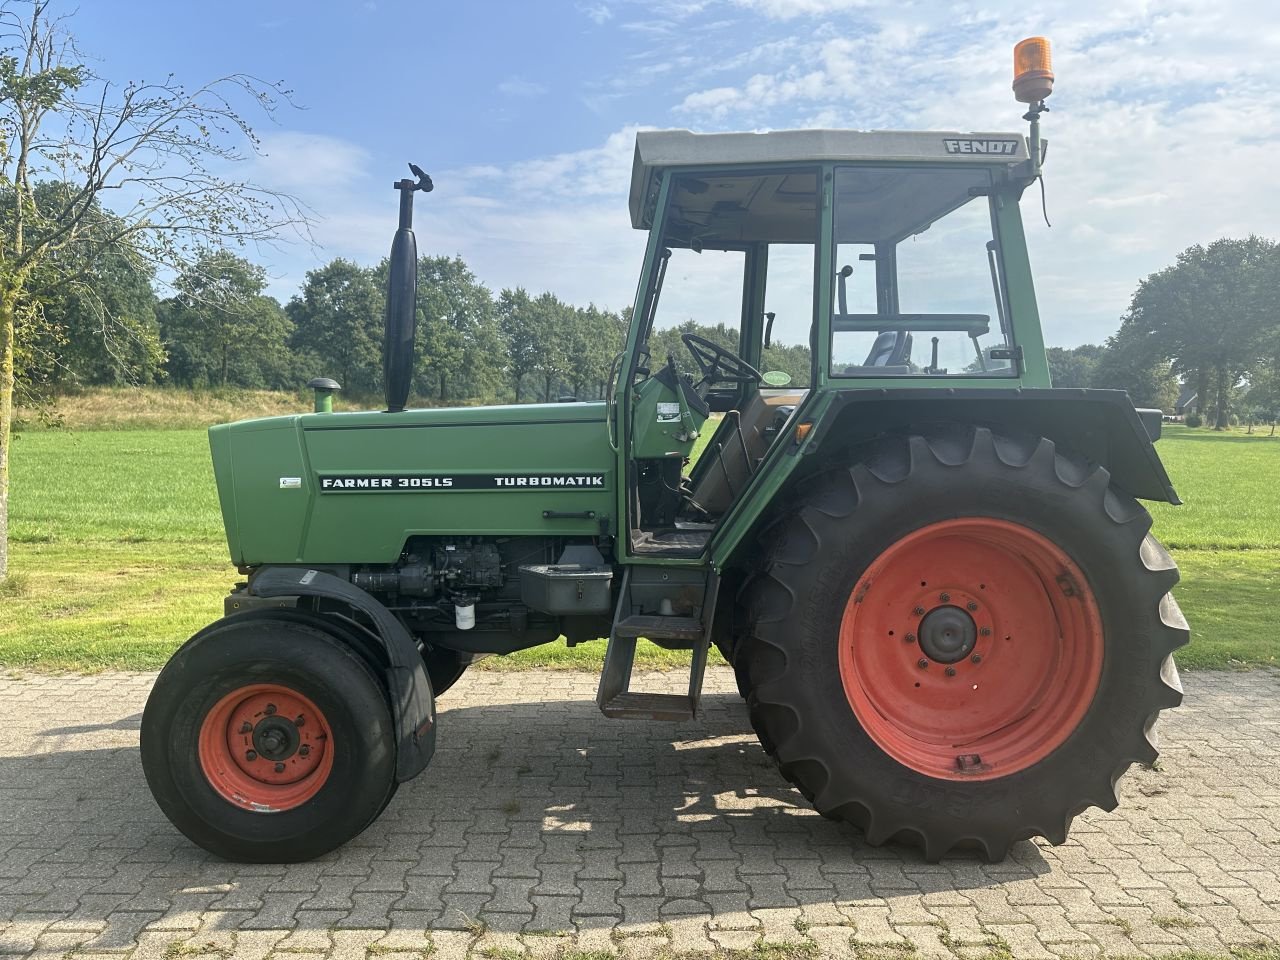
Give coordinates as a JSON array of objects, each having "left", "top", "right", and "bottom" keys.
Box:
[
  {"left": 288, "top": 259, "right": 383, "bottom": 396},
  {"left": 498, "top": 287, "right": 537, "bottom": 402},
  {"left": 5, "top": 183, "right": 162, "bottom": 393},
  {"left": 528, "top": 292, "right": 573, "bottom": 402},
  {"left": 1046, "top": 344, "right": 1103, "bottom": 388},
  {"left": 0, "top": 0, "right": 304, "bottom": 581},
  {"left": 159, "top": 252, "right": 293, "bottom": 388},
  {"left": 1089, "top": 331, "right": 1179, "bottom": 412},
  {"left": 1122, "top": 237, "right": 1280, "bottom": 429},
  {"left": 416, "top": 255, "right": 499, "bottom": 404}
]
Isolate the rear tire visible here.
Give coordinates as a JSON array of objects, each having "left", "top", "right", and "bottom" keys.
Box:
[
  {"left": 141, "top": 616, "right": 397, "bottom": 863},
  {"left": 738, "top": 426, "right": 1187, "bottom": 861}
]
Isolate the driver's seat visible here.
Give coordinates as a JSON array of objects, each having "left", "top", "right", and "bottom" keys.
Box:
[{"left": 688, "top": 392, "right": 794, "bottom": 516}]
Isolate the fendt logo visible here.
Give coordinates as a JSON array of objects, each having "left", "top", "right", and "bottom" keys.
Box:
[{"left": 943, "top": 138, "right": 1019, "bottom": 156}]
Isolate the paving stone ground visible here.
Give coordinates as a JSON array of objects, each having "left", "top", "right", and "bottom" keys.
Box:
[{"left": 0, "top": 667, "right": 1278, "bottom": 959}]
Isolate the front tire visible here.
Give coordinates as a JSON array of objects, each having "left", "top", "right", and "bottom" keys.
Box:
[
  {"left": 141, "top": 616, "right": 397, "bottom": 863},
  {"left": 739, "top": 426, "right": 1188, "bottom": 861}
]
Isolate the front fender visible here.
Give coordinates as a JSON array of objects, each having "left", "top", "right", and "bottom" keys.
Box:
[{"left": 249, "top": 567, "right": 435, "bottom": 783}]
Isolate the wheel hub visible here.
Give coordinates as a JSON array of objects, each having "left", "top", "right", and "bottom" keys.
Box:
[
  {"left": 252, "top": 716, "right": 300, "bottom": 761},
  {"left": 917, "top": 605, "right": 977, "bottom": 663}
]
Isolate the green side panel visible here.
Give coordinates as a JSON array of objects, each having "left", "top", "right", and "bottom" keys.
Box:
[
  {"left": 211, "top": 402, "right": 616, "bottom": 565},
  {"left": 208, "top": 423, "right": 244, "bottom": 566}
]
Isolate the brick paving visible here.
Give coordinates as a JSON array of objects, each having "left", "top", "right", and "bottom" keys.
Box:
[{"left": 0, "top": 667, "right": 1278, "bottom": 958}]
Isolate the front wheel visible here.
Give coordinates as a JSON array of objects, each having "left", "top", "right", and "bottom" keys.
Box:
[
  {"left": 738, "top": 426, "right": 1188, "bottom": 861},
  {"left": 141, "top": 616, "right": 397, "bottom": 862}
]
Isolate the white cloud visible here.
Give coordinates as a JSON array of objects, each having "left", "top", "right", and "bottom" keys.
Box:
[
  {"left": 497, "top": 76, "right": 548, "bottom": 98},
  {"left": 250, "top": 132, "right": 373, "bottom": 192},
  {"left": 578, "top": 2, "right": 613, "bottom": 24}
]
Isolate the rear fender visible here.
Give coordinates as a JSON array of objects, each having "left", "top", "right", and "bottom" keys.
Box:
[
  {"left": 712, "top": 388, "right": 1178, "bottom": 569},
  {"left": 248, "top": 567, "right": 435, "bottom": 783}
]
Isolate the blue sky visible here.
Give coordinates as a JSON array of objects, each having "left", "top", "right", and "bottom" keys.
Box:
[{"left": 73, "top": 0, "right": 1280, "bottom": 348}]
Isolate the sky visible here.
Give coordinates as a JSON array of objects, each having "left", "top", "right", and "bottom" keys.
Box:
[{"left": 69, "top": 0, "right": 1280, "bottom": 349}]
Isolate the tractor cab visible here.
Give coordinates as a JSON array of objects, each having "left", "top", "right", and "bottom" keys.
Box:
[{"left": 618, "top": 129, "right": 1047, "bottom": 559}]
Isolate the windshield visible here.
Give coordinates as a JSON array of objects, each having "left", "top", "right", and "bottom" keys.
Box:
[{"left": 830, "top": 166, "right": 1015, "bottom": 378}]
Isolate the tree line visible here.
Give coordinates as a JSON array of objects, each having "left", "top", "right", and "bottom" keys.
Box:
[{"left": 17, "top": 222, "right": 818, "bottom": 408}]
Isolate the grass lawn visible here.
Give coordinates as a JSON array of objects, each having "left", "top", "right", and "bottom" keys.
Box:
[{"left": 1, "top": 420, "right": 1276, "bottom": 672}]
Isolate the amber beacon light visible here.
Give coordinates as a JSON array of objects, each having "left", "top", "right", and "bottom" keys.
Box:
[{"left": 1013, "top": 37, "right": 1054, "bottom": 103}]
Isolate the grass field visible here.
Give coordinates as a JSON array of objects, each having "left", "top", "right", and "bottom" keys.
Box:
[{"left": 1, "top": 420, "right": 1276, "bottom": 672}]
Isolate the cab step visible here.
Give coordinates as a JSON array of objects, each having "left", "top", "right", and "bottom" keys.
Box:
[
  {"left": 613, "top": 614, "right": 703, "bottom": 642},
  {"left": 596, "top": 568, "right": 718, "bottom": 721}
]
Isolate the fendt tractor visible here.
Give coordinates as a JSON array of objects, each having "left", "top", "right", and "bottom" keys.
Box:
[{"left": 141, "top": 39, "right": 1188, "bottom": 863}]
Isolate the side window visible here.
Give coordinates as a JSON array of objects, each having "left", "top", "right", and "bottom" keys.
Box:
[
  {"left": 831, "top": 166, "right": 1014, "bottom": 378},
  {"left": 762, "top": 244, "right": 815, "bottom": 388},
  {"left": 894, "top": 197, "right": 1010, "bottom": 375}
]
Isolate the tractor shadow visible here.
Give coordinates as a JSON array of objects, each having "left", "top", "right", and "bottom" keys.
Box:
[{"left": 0, "top": 683, "right": 1050, "bottom": 948}]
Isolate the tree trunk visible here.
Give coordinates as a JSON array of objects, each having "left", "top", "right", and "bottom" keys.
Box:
[
  {"left": 1214, "top": 365, "right": 1229, "bottom": 430},
  {"left": 514, "top": 375, "right": 522, "bottom": 403},
  {"left": 0, "top": 290, "right": 15, "bottom": 582},
  {"left": 544, "top": 374, "right": 553, "bottom": 402},
  {"left": 439, "top": 374, "right": 447, "bottom": 402},
  {"left": 221, "top": 343, "right": 229, "bottom": 386},
  {"left": 1195, "top": 367, "right": 1209, "bottom": 424}
]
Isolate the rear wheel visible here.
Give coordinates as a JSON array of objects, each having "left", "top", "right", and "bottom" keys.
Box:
[
  {"left": 739, "top": 426, "right": 1188, "bottom": 861},
  {"left": 142, "top": 616, "right": 397, "bottom": 862}
]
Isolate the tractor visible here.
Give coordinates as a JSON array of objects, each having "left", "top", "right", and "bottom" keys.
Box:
[{"left": 141, "top": 38, "right": 1188, "bottom": 863}]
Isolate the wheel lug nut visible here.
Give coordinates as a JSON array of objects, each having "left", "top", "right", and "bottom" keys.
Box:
[
  {"left": 913, "top": 606, "right": 926, "bottom": 616},
  {"left": 971, "top": 654, "right": 982, "bottom": 664},
  {"left": 245, "top": 750, "right": 257, "bottom": 761},
  {"left": 917, "top": 659, "right": 929, "bottom": 669},
  {"left": 939, "top": 593, "right": 950, "bottom": 603},
  {"left": 904, "top": 633, "right": 916, "bottom": 643},
  {"left": 299, "top": 745, "right": 310, "bottom": 757},
  {"left": 295, "top": 715, "right": 305, "bottom": 728},
  {"left": 239, "top": 722, "right": 252, "bottom": 734},
  {"left": 264, "top": 703, "right": 277, "bottom": 715},
  {"left": 274, "top": 762, "right": 286, "bottom": 773},
  {"left": 945, "top": 666, "right": 957, "bottom": 677},
  {"left": 980, "top": 627, "right": 992, "bottom": 637},
  {"left": 967, "top": 601, "right": 978, "bottom": 612}
]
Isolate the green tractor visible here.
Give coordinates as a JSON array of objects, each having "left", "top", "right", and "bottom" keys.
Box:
[{"left": 141, "top": 39, "right": 1187, "bottom": 863}]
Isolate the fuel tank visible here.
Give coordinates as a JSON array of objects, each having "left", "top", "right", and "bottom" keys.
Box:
[{"left": 209, "top": 402, "right": 614, "bottom": 566}]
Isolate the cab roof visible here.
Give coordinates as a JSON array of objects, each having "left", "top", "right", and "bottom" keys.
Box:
[{"left": 629, "top": 128, "right": 1033, "bottom": 229}]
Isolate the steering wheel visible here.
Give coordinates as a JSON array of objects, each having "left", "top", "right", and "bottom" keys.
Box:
[{"left": 681, "top": 333, "right": 763, "bottom": 388}]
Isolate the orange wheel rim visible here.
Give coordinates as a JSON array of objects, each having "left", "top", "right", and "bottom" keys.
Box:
[
  {"left": 197, "top": 683, "right": 334, "bottom": 811},
  {"left": 838, "top": 518, "right": 1104, "bottom": 781}
]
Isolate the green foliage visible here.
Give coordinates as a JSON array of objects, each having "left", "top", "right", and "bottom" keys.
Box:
[
  {"left": 1090, "top": 330, "right": 1180, "bottom": 411},
  {"left": 1121, "top": 236, "right": 1280, "bottom": 428},
  {"left": 159, "top": 252, "right": 294, "bottom": 389},
  {"left": 6, "top": 184, "right": 164, "bottom": 393},
  {"left": 287, "top": 259, "right": 384, "bottom": 394},
  {"left": 1046, "top": 344, "right": 1102, "bottom": 388}
]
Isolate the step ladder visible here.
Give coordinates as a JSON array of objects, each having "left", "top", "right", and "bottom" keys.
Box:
[{"left": 596, "top": 567, "right": 719, "bottom": 721}]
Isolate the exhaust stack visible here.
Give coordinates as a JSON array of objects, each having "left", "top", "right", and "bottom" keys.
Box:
[{"left": 383, "top": 163, "right": 433, "bottom": 413}]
